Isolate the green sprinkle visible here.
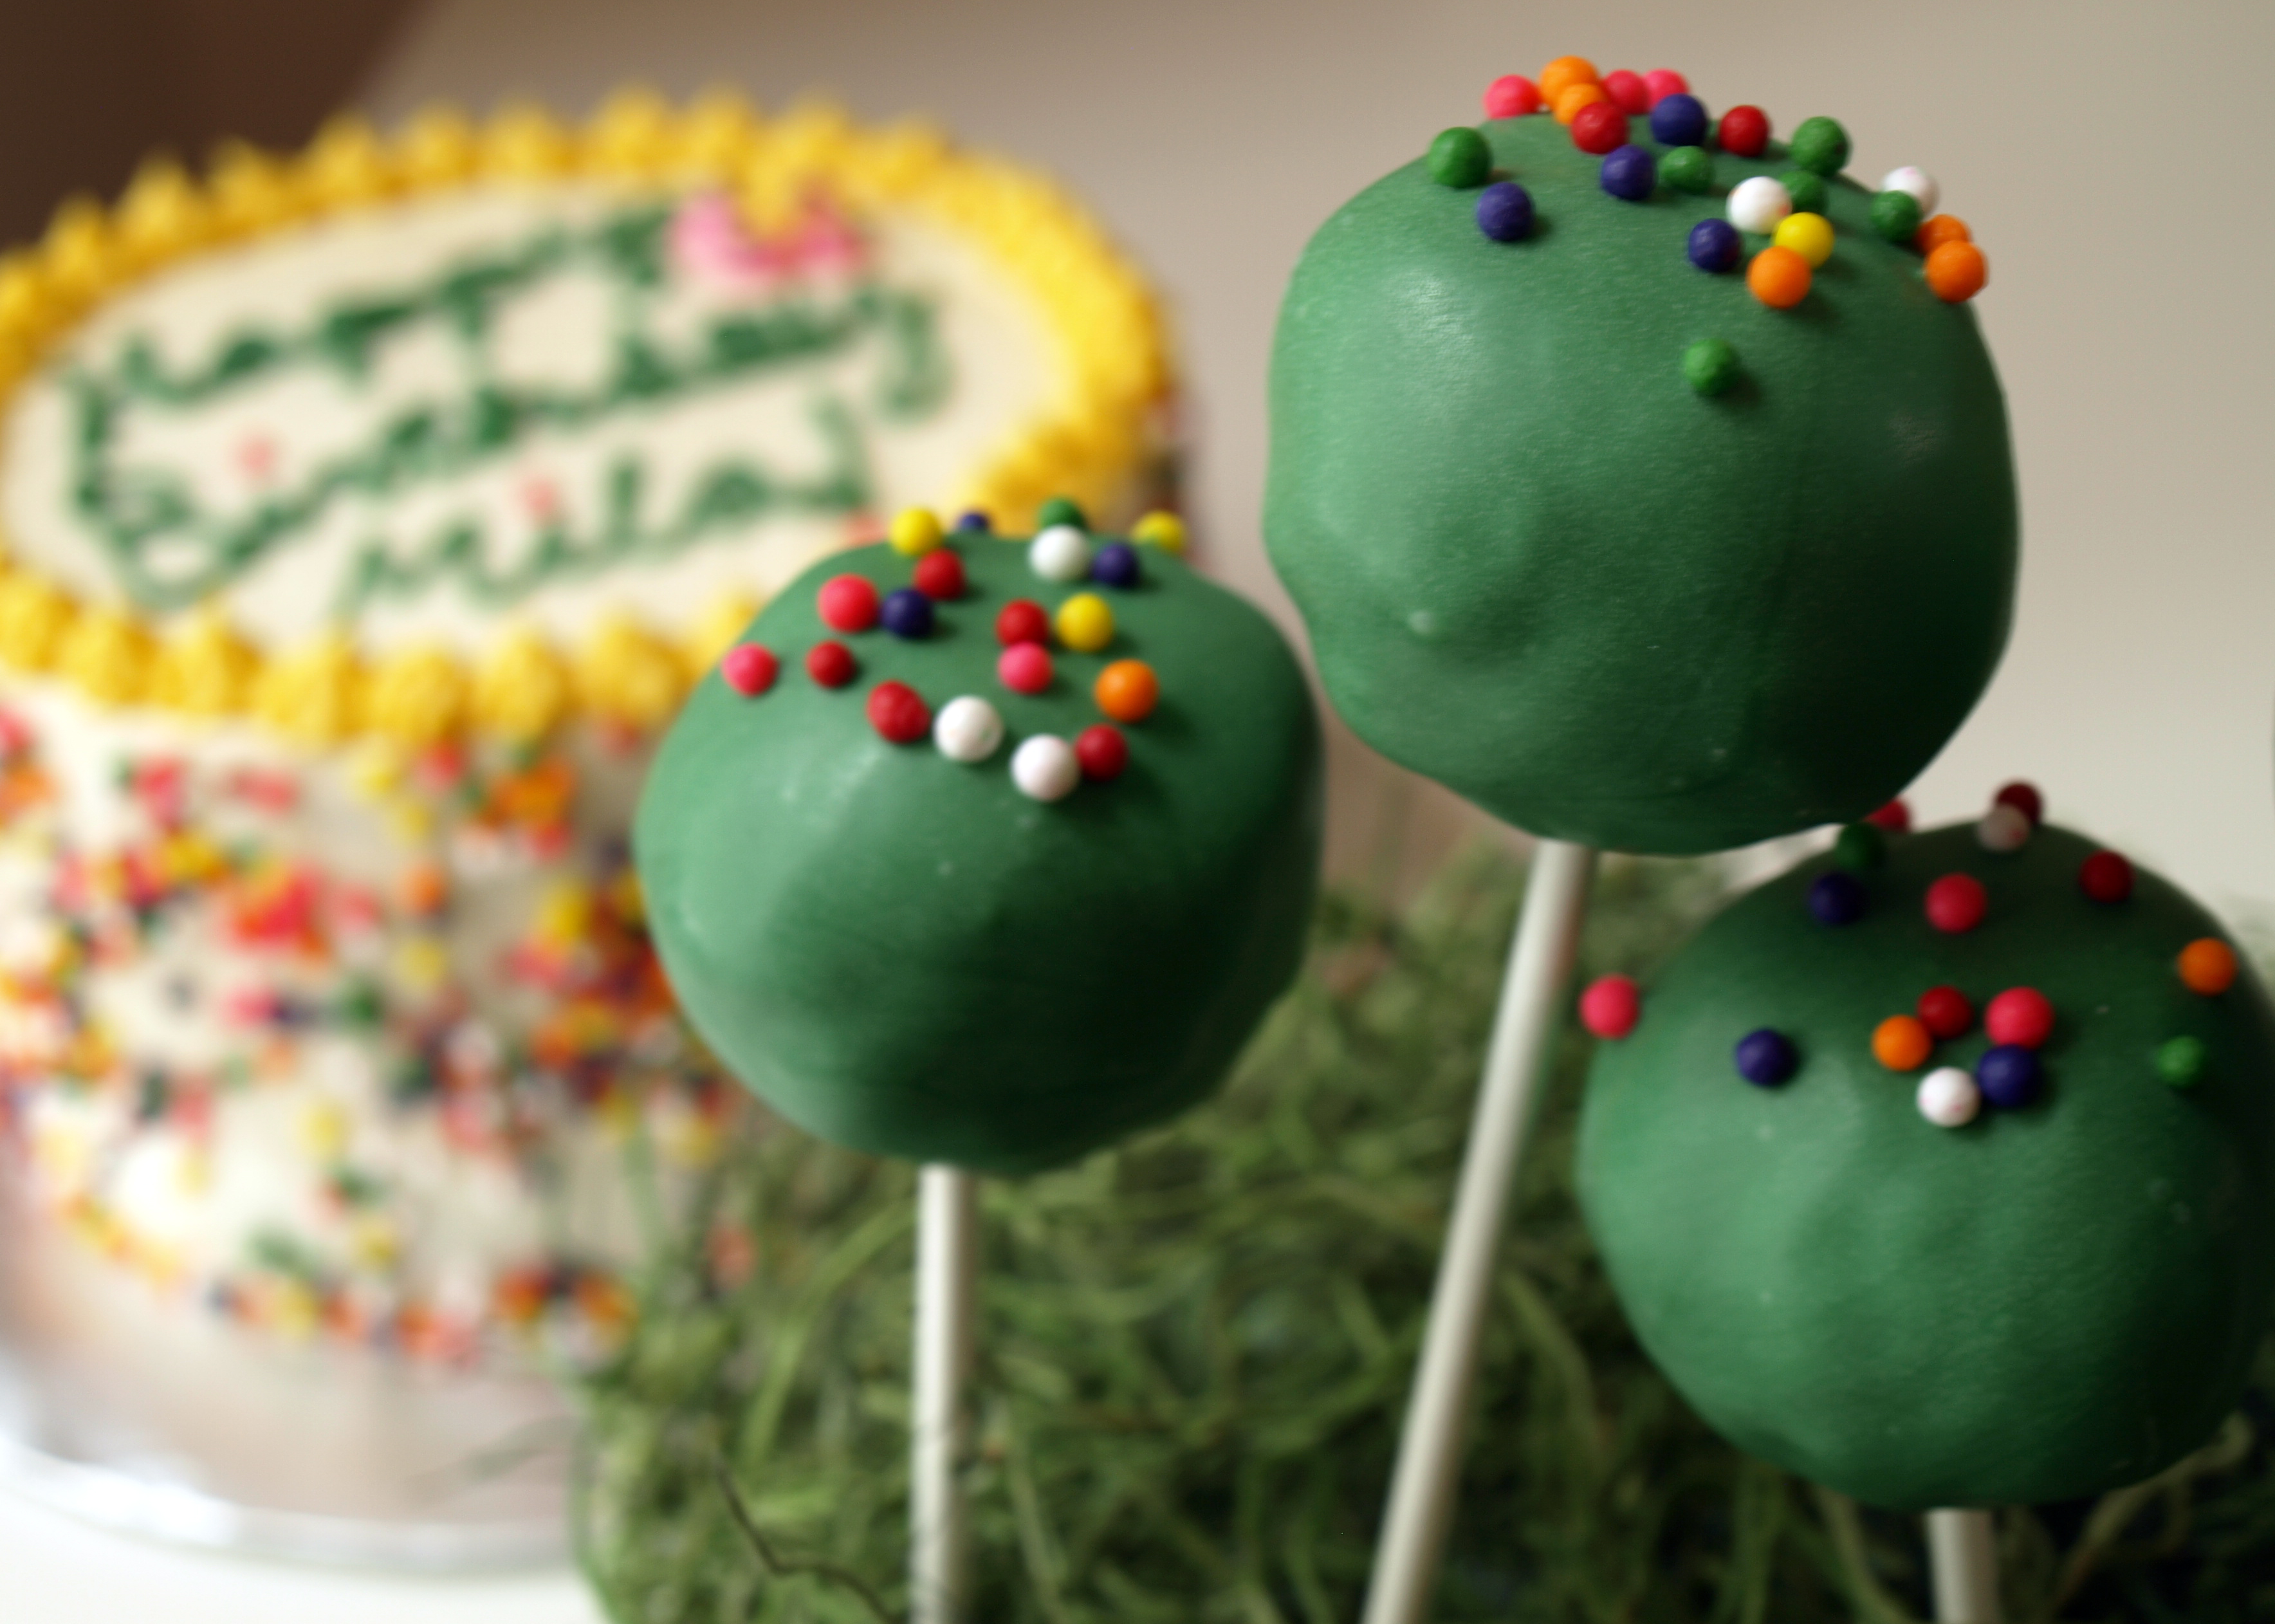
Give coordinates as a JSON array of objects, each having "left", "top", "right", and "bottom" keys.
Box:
[
  {"left": 1789, "top": 116, "right": 1850, "bottom": 176},
  {"left": 1662, "top": 146, "right": 1714, "bottom": 194},
  {"left": 1427, "top": 126, "right": 1492, "bottom": 188},
  {"left": 1780, "top": 170, "right": 1828, "bottom": 216},
  {"left": 1035, "top": 495, "right": 1086, "bottom": 530},
  {"left": 2159, "top": 1036, "right": 2208, "bottom": 1087},
  {"left": 1870, "top": 189, "right": 1924, "bottom": 245},
  {"left": 1683, "top": 338, "right": 1740, "bottom": 398},
  {"left": 1831, "top": 822, "right": 1886, "bottom": 873}
]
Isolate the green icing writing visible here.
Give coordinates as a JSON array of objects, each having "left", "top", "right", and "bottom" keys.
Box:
[{"left": 64, "top": 203, "right": 952, "bottom": 614}]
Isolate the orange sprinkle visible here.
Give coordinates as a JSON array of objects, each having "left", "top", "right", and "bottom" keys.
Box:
[
  {"left": 1915, "top": 214, "right": 1972, "bottom": 255},
  {"left": 1747, "top": 245, "right": 1812, "bottom": 309},
  {"left": 1926, "top": 241, "right": 1989, "bottom": 303},
  {"left": 1094, "top": 659, "right": 1160, "bottom": 724},
  {"left": 1872, "top": 1015, "right": 1934, "bottom": 1072},
  {"left": 2178, "top": 937, "right": 2238, "bottom": 996},
  {"left": 1553, "top": 81, "right": 1608, "bottom": 125},
  {"left": 398, "top": 860, "right": 450, "bottom": 918},
  {"left": 1538, "top": 55, "right": 1600, "bottom": 107}
]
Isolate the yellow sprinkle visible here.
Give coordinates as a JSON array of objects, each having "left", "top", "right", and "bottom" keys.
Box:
[
  {"left": 889, "top": 506, "right": 945, "bottom": 557},
  {"left": 1054, "top": 593, "right": 1115, "bottom": 653},
  {"left": 351, "top": 1215, "right": 400, "bottom": 1269},
  {"left": 1131, "top": 511, "right": 1187, "bottom": 554},
  {"left": 394, "top": 934, "right": 451, "bottom": 992},
  {"left": 1773, "top": 211, "right": 1836, "bottom": 269},
  {"left": 535, "top": 881, "right": 593, "bottom": 946},
  {"left": 300, "top": 1102, "right": 349, "bottom": 1159}
]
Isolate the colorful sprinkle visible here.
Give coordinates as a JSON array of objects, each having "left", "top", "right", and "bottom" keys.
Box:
[
  {"left": 1030, "top": 526, "right": 1092, "bottom": 583},
  {"left": 1717, "top": 105, "right": 1770, "bottom": 158},
  {"left": 1090, "top": 541, "right": 1142, "bottom": 589},
  {"left": 1428, "top": 127, "right": 1492, "bottom": 187},
  {"left": 913, "top": 549, "right": 967, "bottom": 600},
  {"left": 1917, "top": 214, "right": 1972, "bottom": 255},
  {"left": 1808, "top": 871, "right": 1865, "bottom": 925},
  {"left": 1484, "top": 75, "right": 1543, "bottom": 118},
  {"left": 1917, "top": 1066, "right": 1982, "bottom": 1128},
  {"left": 1683, "top": 338, "right": 1740, "bottom": 396},
  {"left": 1687, "top": 219, "right": 1742, "bottom": 273},
  {"left": 1924, "top": 873, "right": 1988, "bottom": 934},
  {"left": 1075, "top": 723, "right": 1129, "bottom": 780},
  {"left": 2077, "top": 850, "right": 2134, "bottom": 904},
  {"left": 1663, "top": 146, "right": 1714, "bottom": 194},
  {"left": 1580, "top": 974, "right": 1643, "bottom": 1039},
  {"left": 1870, "top": 190, "right": 1924, "bottom": 245},
  {"left": 1985, "top": 987, "right": 2054, "bottom": 1049},
  {"left": 1643, "top": 69, "right": 1688, "bottom": 106},
  {"left": 1054, "top": 594, "right": 1116, "bottom": 653},
  {"left": 1881, "top": 167, "right": 1940, "bottom": 215},
  {"left": 1993, "top": 781, "right": 2044, "bottom": 825},
  {"left": 1873, "top": 1014, "right": 1933, "bottom": 1071},
  {"left": 1780, "top": 170, "right": 1828, "bottom": 217},
  {"left": 816, "top": 575, "right": 880, "bottom": 633},
  {"left": 1476, "top": 181, "right": 1536, "bottom": 241},
  {"left": 1036, "top": 495, "right": 1087, "bottom": 530},
  {"left": 1010, "top": 735, "right": 1081, "bottom": 802},
  {"left": 932, "top": 696, "right": 1004, "bottom": 764},
  {"left": 1976, "top": 804, "right": 2031, "bottom": 853},
  {"left": 1917, "top": 984, "right": 1975, "bottom": 1040},
  {"left": 1557, "top": 82, "right": 1610, "bottom": 127},
  {"left": 1832, "top": 822, "right": 1886, "bottom": 872},
  {"left": 1788, "top": 116, "right": 1850, "bottom": 176},
  {"left": 2158, "top": 1036, "right": 2207, "bottom": 1088},
  {"left": 1926, "top": 241, "right": 1989, "bottom": 302},
  {"left": 880, "top": 587, "right": 934, "bottom": 640},
  {"left": 1976, "top": 1044, "right": 2042, "bottom": 1109},
  {"left": 996, "top": 600, "right": 1050, "bottom": 647},
  {"left": 1131, "top": 511, "right": 1186, "bottom": 554},
  {"left": 2178, "top": 939, "right": 2238, "bottom": 997},
  {"left": 1094, "top": 660, "right": 1159, "bottom": 723},
  {"left": 1866, "top": 799, "right": 1913, "bottom": 833},
  {"left": 806, "top": 641, "right": 856, "bottom": 688},
  {"left": 954, "top": 510, "right": 991, "bottom": 532},
  {"left": 719, "top": 645, "right": 777, "bottom": 697},
  {"left": 1648, "top": 93, "right": 1708, "bottom": 147},
  {"left": 866, "top": 681, "right": 930, "bottom": 744},
  {"left": 1537, "top": 56, "right": 1599, "bottom": 107},
  {"left": 1773, "top": 212, "right": 1834, "bottom": 268},
  {"left": 1747, "top": 246, "right": 1812, "bottom": 309},
  {"left": 1727, "top": 176, "right": 1792, "bottom": 235},
  {"left": 888, "top": 507, "right": 944, "bottom": 557},
  {"left": 1601, "top": 69, "right": 1650, "bottom": 115},
  {"left": 1735, "top": 1028, "right": 1798, "bottom": 1087},
  {"left": 1571, "top": 100, "right": 1628, "bottom": 155},
  {"left": 1599, "top": 144, "right": 1657, "bottom": 200},
  {"left": 997, "top": 641, "right": 1053, "bottom": 696}
]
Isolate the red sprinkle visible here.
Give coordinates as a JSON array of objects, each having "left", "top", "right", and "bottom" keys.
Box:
[
  {"left": 1643, "top": 69, "right": 1688, "bottom": 107},
  {"left": 998, "top": 641, "right": 1053, "bottom": 696},
  {"left": 1076, "top": 723, "right": 1129, "bottom": 780},
  {"left": 719, "top": 644, "right": 778, "bottom": 697},
  {"left": 1984, "top": 987, "right": 2054, "bottom": 1049},
  {"left": 1924, "top": 873, "right": 1987, "bottom": 934},
  {"left": 866, "top": 681, "right": 930, "bottom": 744},
  {"left": 806, "top": 641, "right": 856, "bottom": 688},
  {"left": 1717, "top": 104, "right": 1771, "bottom": 157},
  {"left": 1865, "top": 798, "right": 1912, "bottom": 833},
  {"left": 1571, "top": 100, "right": 1628, "bottom": 155},
  {"left": 2078, "top": 850, "right": 2133, "bottom": 904},
  {"left": 816, "top": 575, "right": 879, "bottom": 632},
  {"left": 1580, "top": 974, "right": 1642, "bottom": 1039},
  {"left": 1993, "top": 780, "right": 2044, "bottom": 826},
  {"left": 913, "top": 549, "right": 966, "bottom": 600},
  {"left": 1915, "top": 984, "right": 1975, "bottom": 1040},
  {"left": 1484, "top": 75, "right": 1542, "bottom": 118},
  {"left": 996, "top": 599, "right": 1050, "bottom": 647},
  {"left": 1601, "top": 69, "right": 1650, "bottom": 115}
]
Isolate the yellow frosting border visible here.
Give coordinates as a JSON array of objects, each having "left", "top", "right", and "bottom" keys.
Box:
[{"left": 0, "top": 89, "right": 1174, "bottom": 749}]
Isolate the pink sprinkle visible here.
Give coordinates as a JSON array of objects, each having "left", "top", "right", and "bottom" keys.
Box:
[
  {"left": 1483, "top": 74, "right": 1542, "bottom": 118},
  {"left": 720, "top": 644, "right": 779, "bottom": 697},
  {"left": 998, "top": 641, "right": 1053, "bottom": 696},
  {"left": 1643, "top": 68, "right": 1689, "bottom": 107},
  {"left": 1580, "top": 974, "right": 1641, "bottom": 1039},
  {"left": 1602, "top": 69, "right": 1650, "bottom": 115}
]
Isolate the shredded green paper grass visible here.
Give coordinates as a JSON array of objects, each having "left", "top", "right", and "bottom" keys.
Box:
[{"left": 575, "top": 847, "right": 2275, "bottom": 1623}]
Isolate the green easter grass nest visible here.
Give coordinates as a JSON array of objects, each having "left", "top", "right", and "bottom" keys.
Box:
[{"left": 573, "top": 846, "right": 2275, "bottom": 1623}]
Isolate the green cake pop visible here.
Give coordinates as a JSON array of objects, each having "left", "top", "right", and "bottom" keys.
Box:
[
  {"left": 1264, "top": 97, "right": 2018, "bottom": 854},
  {"left": 1576, "top": 793, "right": 2275, "bottom": 1509},
  {"left": 634, "top": 512, "right": 1323, "bottom": 1176}
]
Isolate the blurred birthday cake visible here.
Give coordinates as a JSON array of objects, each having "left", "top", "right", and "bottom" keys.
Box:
[{"left": 0, "top": 88, "right": 1170, "bottom": 1398}]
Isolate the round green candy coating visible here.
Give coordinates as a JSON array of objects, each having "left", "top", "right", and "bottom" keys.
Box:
[
  {"left": 1780, "top": 169, "right": 1828, "bottom": 216},
  {"left": 1682, "top": 338, "right": 1740, "bottom": 397},
  {"left": 1428, "top": 126, "right": 1491, "bottom": 188},
  {"left": 1035, "top": 495, "right": 1087, "bottom": 530},
  {"left": 2160, "top": 1035, "right": 2209, "bottom": 1087},
  {"left": 1870, "top": 189, "right": 1925, "bottom": 245},
  {"left": 1578, "top": 820, "right": 2275, "bottom": 1508},
  {"left": 1831, "top": 821, "right": 1886, "bottom": 872},
  {"left": 1265, "top": 114, "right": 2018, "bottom": 854},
  {"left": 636, "top": 538, "right": 1324, "bottom": 1175},
  {"left": 1789, "top": 116, "right": 1851, "bottom": 176},
  {"left": 1661, "top": 145, "right": 1714, "bottom": 194}
]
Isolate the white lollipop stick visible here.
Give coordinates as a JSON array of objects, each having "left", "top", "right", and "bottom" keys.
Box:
[
  {"left": 910, "top": 1164, "right": 980, "bottom": 1624},
  {"left": 1926, "top": 1508, "right": 2002, "bottom": 1622},
  {"left": 1361, "top": 838, "right": 1598, "bottom": 1624}
]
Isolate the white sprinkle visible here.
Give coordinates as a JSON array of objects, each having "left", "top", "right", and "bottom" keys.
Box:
[
  {"left": 1977, "top": 804, "right": 2031, "bottom": 853},
  {"left": 1029, "top": 524, "right": 1092, "bottom": 583},
  {"left": 1010, "top": 735, "right": 1080, "bottom": 802},
  {"left": 1917, "top": 1066, "right": 1981, "bottom": 1128},
  {"left": 1880, "top": 165, "right": 1939, "bottom": 215},
  {"left": 932, "top": 696, "right": 1004, "bottom": 763},
  {"left": 1727, "top": 176, "right": 1792, "bottom": 235}
]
